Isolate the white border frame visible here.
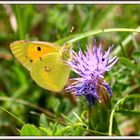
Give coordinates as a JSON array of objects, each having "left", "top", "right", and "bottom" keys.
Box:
[
  {"left": 1, "top": 136, "right": 140, "bottom": 139},
  {"left": 1, "top": 1, "right": 140, "bottom": 139},
  {"left": 0, "top": 1, "right": 140, "bottom": 4}
]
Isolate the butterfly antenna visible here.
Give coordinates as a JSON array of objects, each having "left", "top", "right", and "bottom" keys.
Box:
[
  {"left": 64, "top": 26, "right": 74, "bottom": 49},
  {"left": 66, "top": 26, "right": 74, "bottom": 44}
]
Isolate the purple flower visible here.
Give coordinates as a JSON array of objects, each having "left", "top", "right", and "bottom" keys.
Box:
[{"left": 66, "top": 40, "right": 118, "bottom": 106}]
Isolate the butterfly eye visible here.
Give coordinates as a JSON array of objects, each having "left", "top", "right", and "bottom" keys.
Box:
[
  {"left": 102, "top": 58, "right": 105, "bottom": 61},
  {"left": 37, "top": 46, "right": 41, "bottom": 51}
]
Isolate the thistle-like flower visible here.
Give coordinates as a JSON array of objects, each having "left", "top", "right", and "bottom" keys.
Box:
[{"left": 66, "top": 41, "right": 118, "bottom": 106}]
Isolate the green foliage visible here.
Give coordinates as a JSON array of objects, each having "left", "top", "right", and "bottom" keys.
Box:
[
  {"left": 119, "top": 57, "right": 136, "bottom": 69},
  {"left": 20, "top": 124, "right": 41, "bottom": 136},
  {"left": 1, "top": 4, "right": 140, "bottom": 136}
]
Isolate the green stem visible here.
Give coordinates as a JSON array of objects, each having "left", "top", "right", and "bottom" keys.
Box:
[
  {"left": 56, "top": 28, "right": 140, "bottom": 45},
  {"left": 108, "top": 98, "right": 125, "bottom": 136},
  {"left": 68, "top": 28, "right": 140, "bottom": 44},
  {"left": 109, "top": 94, "right": 140, "bottom": 136}
]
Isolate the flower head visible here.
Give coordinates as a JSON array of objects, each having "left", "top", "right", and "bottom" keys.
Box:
[{"left": 66, "top": 40, "right": 118, "bottom": 106}]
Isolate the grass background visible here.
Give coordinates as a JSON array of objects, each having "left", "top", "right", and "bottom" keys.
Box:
[{"left": 1, "top": 4, "right": 140, "bottom": 136}]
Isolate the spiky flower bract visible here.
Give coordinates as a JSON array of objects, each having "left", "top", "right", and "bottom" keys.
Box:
[{"left": 66, "top": 40, "right": 118, "bottom": 106}]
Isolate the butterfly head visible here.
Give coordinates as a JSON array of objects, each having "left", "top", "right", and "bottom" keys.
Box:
[{"left": 61, "top": 43, "right": 73, "bottom": 61}]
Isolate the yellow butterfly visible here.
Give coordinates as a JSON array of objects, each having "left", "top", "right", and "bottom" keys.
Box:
[{"left": 10, "top": 40, "right": 71, "bottom": 92}]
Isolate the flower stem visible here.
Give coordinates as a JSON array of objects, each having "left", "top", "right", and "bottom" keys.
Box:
[
  {"left": 108, "top": 98, "right": 125, "bottom": 136},
  {"left": 68, "top": 28, "right": 140, "bottom": 44},
  {"left": 56, "top": 28, "right": 140, "bottom": 45}
]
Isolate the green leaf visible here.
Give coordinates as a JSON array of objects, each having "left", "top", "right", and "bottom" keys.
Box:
[
  {"left": 116, "top": 109, "right": 140, "bottom": 115},
  {"left": 52, "top": 122, "right": 58, "bottom": 135},
  {"left": 132, "top": 51, "right": 140, "bottom": 58},
  {"left": 80, "top": 111, "right": 88, "bottom": 126},
  {"left": 20, "top": 124, "right": 41, "bottom": 136},
  {"left": 61, "top": 114, "right": 74, "bottom": 124},
  {"left": 54, "top": 123, "right": 83, "bottom": 136},
  {"left": 119, "top": 57, "right": 136, "bottom": 69},
  {"left": 39, "top": 113, "right": 48, "bottom": 127},
  {"left": 72, "top": 111, "right": 82, "bottom": 122},
  {"left": 39, "top": 127, "right": 52, "bottom": 136}
]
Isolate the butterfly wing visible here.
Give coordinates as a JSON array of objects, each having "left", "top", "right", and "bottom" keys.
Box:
[
  {"left": 10, "top": 40, "right": 60, "bottom": 71},
  {"left": 30, "top": 53, "right": 70, "bottom": 92}
]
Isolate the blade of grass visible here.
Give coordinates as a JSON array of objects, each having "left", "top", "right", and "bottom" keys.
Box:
[
  {"left": 131, "top": 34, "right": 139, "bottom": 50},
  {"left": 12, "top": 5, "right": 25, "bottom": 39},
  {"left": 72, "top": 111, "right": 82, "bottom": 122},
  {"left": 0, "top": 97, "right": 65, "bottom": 125},
  {"left": 122, "top": 84, "right": 139, "bottom": 95},
  {"left": 116, "top": 110, "right": 140, "bottom": 115},
  {"left": 112, "top": 26, "right": 140, "bottom": 56},
  {"left": 61, "top": 114, "right": 74, "bottom": 124},
  {"left": 54, "top": 123, "right": 83, "bottom": 136},
  {"left": 119, "top": 57, "right": 136, "bottom": 69},
  {"left": 84, "top": 128, "right": 109, "bottom": 136},
  {"left": 92, "top": 5, "right": 116, "bottom": 30},
  {"left": 109, "top": 97, "right": 126, "bottom": 136},
  {"left": 54, "top": 122, "right": 107, "bottom": 136},
  {"left": 39, "top": 127, "right": 52, "bottom": 136},
  {"left": 0, "top": 106, "right": 25, "bottom": 125}
]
